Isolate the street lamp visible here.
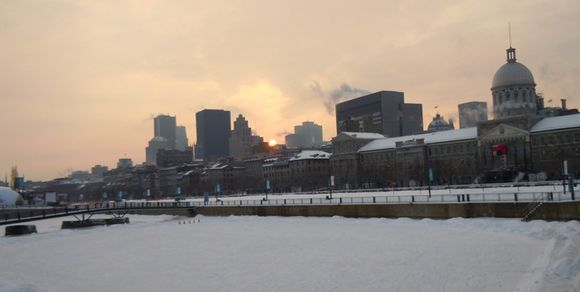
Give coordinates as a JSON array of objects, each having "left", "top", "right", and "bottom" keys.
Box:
[
  {"left": 264, "top": 178, "right": 270, "bottom": 201},
  {"left": 328, "top": 175, "right": 334, "bottom": 200}
]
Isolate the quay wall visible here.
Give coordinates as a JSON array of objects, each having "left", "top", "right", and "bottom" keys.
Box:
[
  {"left": 2, "top": 202, "right": 579, "bottom": 222},
  {"left": 190, "top": 202, "right": 580, "bottom": 221}
]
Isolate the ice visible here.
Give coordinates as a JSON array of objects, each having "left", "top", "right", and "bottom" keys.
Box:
[{"left": 1, "top": 215, "right": 578, "bottom": 292}]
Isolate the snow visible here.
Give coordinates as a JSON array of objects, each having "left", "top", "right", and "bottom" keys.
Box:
[
  {"left": 358, "top": 127, "right": 477, "bottom": 152},
  {"left": 1, "top": 215, "right": 579, "bottom": 292},
  {"left": 531, "top": 113, "right": 580, "bottom": 133},
  {"left": 289, "top": 150, "right": 331, "bottom": 161},
  {"left": 340, "top": 132, "right": 385, "bottom": 139}
]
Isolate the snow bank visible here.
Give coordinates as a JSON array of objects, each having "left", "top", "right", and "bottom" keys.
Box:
[{"left": 1, "top": 216, "right": 578, "bottom": 292}]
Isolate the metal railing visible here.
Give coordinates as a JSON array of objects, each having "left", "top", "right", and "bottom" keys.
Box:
[
  {"left": 192, "top": 190, "right": 571, "bottom": 207},
  {"left": 1, "top": 190, "right": 574, "bottom": 225}
]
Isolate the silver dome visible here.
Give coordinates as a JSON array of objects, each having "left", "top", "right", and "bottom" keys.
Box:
[{"left": 492, "top": 61, "right": 535, "bottom": 88}]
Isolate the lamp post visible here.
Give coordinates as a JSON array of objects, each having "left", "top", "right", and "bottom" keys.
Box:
[
  {"left": 329, "top": 175, "right": 334, "bottom": 200},
  {"left": 264, "top": 178, "right": 270, "bottom": 201},
  {"left": 563, "top": 160, "right": 568, "bottom": 194},
  {"left": 428, "top": 168, "right": 433, "bottom": 197},
  {"left": 215, "top": 183, "right": 221, "bottom": 203}
]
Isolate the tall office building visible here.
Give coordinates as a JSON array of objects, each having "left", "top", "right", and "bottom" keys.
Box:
[
  {"left": 285, "top": 121, "right": 323, "bottom": 148},
  {"left": 175, "top": 126, "right": 189, "bottom": 151},
  {"left": 458, "top": 101, "right": 488, "bottom": 128},
  {"left": 195, "top": 109, "right": 231, "bottom": 160},
  {"left": 154, "top": 115, "right": 177, "bottom": 150},
  {"left": 336, "top": 91, "right": 423, "bottom": 137},
  {"left": 229, "top": 114, "right": 263, "bottom": 158}
]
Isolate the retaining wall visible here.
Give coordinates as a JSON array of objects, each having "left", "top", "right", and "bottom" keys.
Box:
[{"left": 191, "top": 202, "right": 580, "bottom": 221}]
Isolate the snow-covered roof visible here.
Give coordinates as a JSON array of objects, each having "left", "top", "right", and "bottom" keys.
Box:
[
  {"left": 358, "top": 127, "right": 478, "bottom": 153},
  {"left": 208, "top": 162, "right": 228, "bottom": 170},
  {"left": 289, "top": 150, "right": 331, "bottom": 161},
  {"left": 531, "top": 114, "right": 580, "bottom": 133},
  {"left": 340, "top": 132, "right": 385, "bottom": 139}
]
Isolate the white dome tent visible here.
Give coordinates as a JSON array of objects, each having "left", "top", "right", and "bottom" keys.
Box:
[{"left": 0, "top": 187, "right": 23, "bottom": 206}]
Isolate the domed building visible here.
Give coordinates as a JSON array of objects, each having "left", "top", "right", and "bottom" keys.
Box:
[
  {"left": 491, "top": 46, "right": 537, "bottom": 119},
  {"left": 427, "top": 113, "right": 455, "bottom": 132}
]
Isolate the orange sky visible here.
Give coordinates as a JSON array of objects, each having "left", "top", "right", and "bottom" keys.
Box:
[{"left": 1, "top": 0, "right": 580, "bottom": 180}]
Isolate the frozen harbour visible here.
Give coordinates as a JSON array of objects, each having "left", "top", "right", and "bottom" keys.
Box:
[{"left": 1, "top": 215, "right": 579, "bottom": 292}]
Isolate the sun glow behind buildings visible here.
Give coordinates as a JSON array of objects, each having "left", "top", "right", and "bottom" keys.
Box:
[{"left": 268, "top": 139, "right": 277, "bottom": 147}]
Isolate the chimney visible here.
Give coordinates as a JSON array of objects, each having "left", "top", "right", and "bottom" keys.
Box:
[{"left": 561, "top": 98, "right": 567, "bottom": 110}]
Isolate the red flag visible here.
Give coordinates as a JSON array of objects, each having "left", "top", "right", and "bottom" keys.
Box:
[{"left": 491, "top": 144, "right": 508, "bottom": 156}]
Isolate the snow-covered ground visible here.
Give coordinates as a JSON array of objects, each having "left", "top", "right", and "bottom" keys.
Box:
[{"left": 1, "top": 215, "right": 579, "bottom": 292}]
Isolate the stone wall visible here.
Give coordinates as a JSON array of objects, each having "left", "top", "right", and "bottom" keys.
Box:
[{"left": 192, "top": 202, "right": 580, "bottom": 221}]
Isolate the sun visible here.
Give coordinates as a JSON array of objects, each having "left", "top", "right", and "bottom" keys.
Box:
[{"left": 268, "top": 139, "right": 277, "bottom": 147}]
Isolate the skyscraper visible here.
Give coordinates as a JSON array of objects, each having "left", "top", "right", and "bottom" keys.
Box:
[
  {"left": 336, "top": 91, "right": 423, "bottom": 137},
  {"left": 195, "top": 109, "right": 231, "bottom": 160},
  {"left": 175, "top": 126, "right": 189, "bottom": 151},
  {"left": 154, "top": 115, "right": 177, "bottom": 150},
  {"left": 229, "top": 114, "right": 263, "bottom": 158},
  {"left": 458, "top": 101, "right": 488, "bottom": 128},
  {"left": 285, "top": 121, "right": 323, "bottom": 148}
]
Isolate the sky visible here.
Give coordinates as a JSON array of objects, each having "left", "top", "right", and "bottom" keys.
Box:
[{"left": 1, "top": 0, "right": 579, "bottom": 181}]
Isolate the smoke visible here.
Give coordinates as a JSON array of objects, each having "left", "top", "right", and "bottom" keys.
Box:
[
  {"left": 57, "top": 168, "right": 74, "bottom": 178},
  {"left": 458, "top": 104, "right": 489, "bottom": 126},
  {"left": 276, "top": 131, "right": 291, "bottom": 137},
  {"left": 311, "top": 81, "right": 370, "bottom": 114},
  {"left": 142, "top": 114, "right": 156, "bottom": 123}
]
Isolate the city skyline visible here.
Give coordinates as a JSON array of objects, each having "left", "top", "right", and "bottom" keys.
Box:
[{"left": 1, "top": 0, "right": 580, "bottom": 180}]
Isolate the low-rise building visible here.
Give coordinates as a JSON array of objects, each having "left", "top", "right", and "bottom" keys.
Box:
[
  {"left": 289, "top": 150, "right": 331, "bottom": 192},
  {"left": 330, "top": 132, "right": 384, "bottom": 189}
]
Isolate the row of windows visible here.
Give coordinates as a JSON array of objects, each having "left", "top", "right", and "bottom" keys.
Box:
[
  {"left": 429, "top": 143, "right": 476, "bottom": 156},
  {"left": 359, "top": 143, "right": 476, "bottom": 161},
  {"left": 493, "top": 87, "right": 534, "bottom": 104},
  {"left": 532, "top": 132, "right": 580, "bottom": 146}
]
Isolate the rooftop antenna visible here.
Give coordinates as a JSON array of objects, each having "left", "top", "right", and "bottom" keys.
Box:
[{"left": 509, "top": 22, "right": 512, "bottom": 48}]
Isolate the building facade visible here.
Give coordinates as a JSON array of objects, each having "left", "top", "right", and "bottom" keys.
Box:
[
  {"left": 285, "top": 121, "right": 323, "bottom": 149},
  {"left": 154, "top": 115, "right": 177, "bottom": 150},
  {"left": 288, "top": 150, "right": 331, "bottom": 192},
  {"left": 330, "top": 132, "right": 384, "bottom": 189},
  {"left": 175, "top": 126, "right": 189, "bottom": 151},
  {"left": 229, "top": 114, "right": 263, "bottom": 158},
  {"left": 336, "top": 91, "right": 423, "bottom": 138},
  {"left": 195, "top": 109, "right": 231, "bottom": 160}
]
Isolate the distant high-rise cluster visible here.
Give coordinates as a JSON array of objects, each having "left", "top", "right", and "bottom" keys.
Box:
[
  {"left": 335, "top": 91, "right": 423, "bottom": 138},
  {"left": 285, "top": 121, "right": 323, "bottom": 149},
  {"left": 146, "top": 114, "right": 190, "bottom": 165}
]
